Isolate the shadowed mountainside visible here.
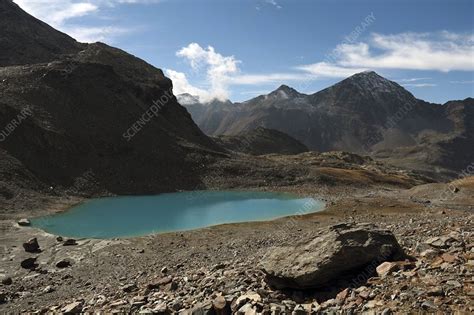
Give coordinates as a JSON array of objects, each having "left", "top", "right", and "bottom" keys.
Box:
[
  {"left": 0, "top": 0, "right": 84, "bottom": 66},
  {"left": 0, "top": 0, "right": 224, "bottom": 210},
  {"left": 213, "top": 127, "right": 309, "bottom": 156}
]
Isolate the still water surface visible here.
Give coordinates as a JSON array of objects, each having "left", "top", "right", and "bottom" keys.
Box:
[{"left": 31, "top": 191, "right": 324, "bottom": 238}]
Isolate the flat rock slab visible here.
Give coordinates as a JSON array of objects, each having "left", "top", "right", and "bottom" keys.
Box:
[{"left": 261, "top": 223, "right": 406, "bottom": 289}]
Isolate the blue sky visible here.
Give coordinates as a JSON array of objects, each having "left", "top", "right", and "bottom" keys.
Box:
[{"left": 15, "top": 0, "right": 474, "bottom": 103}]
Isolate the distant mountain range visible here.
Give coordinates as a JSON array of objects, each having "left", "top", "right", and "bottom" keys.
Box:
[{"left": 179, "top": 72, "right": 473, "bottom": 178}]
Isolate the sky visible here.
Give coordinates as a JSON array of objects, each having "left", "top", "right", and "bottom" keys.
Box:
[{"left": 14, "top": 0, "right": 474, "bottom": 103}]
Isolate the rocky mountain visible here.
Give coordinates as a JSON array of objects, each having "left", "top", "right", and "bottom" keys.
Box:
[
  {"left": 374, "top": 97, "right": 474, "bottom": 176},
  {"left": 183, "top": 72, "right": 473, "bottom": 178},
  {"left": 0, "top": 0, "right": 223, "bottom": 210},
  {"left": 0, "top": 0, "right": 83, "bottom": 66},
  {"left": 178, "top": 94, "right": 234, "bottom": 136},
  {"left": 213, "top": 127, "right": 309, "bottom": 156}
]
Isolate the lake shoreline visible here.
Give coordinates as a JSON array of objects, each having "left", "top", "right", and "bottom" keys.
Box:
[
  {"left": 1, "top": 154, "right": 473, "bottom": 313},
  {"left": 29, "top": 191, "right": 326, "bottom": 239}
]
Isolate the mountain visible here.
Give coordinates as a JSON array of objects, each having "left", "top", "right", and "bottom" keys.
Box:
[
  {"left": 213, "top": 127, "right": 309, "bottom": 156},
  {"left": 0, "top": 0, "right": 84, "bottom": 66},
  {"left": 183, "top": 72, "right": 473, "bottom": 178},
  {"left": 177, "top": 94, "right": 234, "bottom": 136},
  {"left": 374, "top": 97, "right": 474, "bottom": 176},
  {"left": 0, "top": 0, "right": 223, "bottom": 211}
]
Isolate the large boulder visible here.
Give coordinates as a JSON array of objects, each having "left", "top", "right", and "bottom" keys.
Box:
[{"left": 261, "top": 223, "right": 406, "bottom": 289}]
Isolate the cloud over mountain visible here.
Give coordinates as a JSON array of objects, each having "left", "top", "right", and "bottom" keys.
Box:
[{"left": 13, "top": 0, "right": 157, "bottom": 42}]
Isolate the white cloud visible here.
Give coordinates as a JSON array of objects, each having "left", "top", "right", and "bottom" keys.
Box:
[
  {"left": 228, "top": 73, "right": 306, "bottom": 85},
  {"left": 13, "top": 0, "right": 156, "bottom": 42},
  {"left": 175, "top": 43, "right": 240, "bottom": 101},
  {"left": 14, "top": 1, "right": 97, "bottom": 27},
  {"left": 170, "top": 43, "right": 318, "bottom": 102},
  {"left": 450, "top": 80, "right": 474, "bottom": 84},
  {"left": 333, "top": 32, "right": 474, "bottom": 72},
  {"left": 298, "top": 32, "right": 473, "bottom": 81},
  {"left": 402, "top": 83, "right": 437, "bottom": 88},
  {"left": 265, "top": 0, "right": 282, "bottom": 9},
  {"left": 62, "top": 26, "right": 132, "bottom": 43},
  {"left": 170, "top": 32, "right": 473, "bottom": 102},
  {"left": 296, "top": 62, "right": 367, "bottom": 78},
  {"left": 396, "top": 77, "right": 432, "bottom": 83},
  {"left": 165, "top": 69, "right": 215, "bottom": 103}
]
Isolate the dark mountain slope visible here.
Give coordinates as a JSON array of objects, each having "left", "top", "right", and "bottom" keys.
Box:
[
  {"left": 213, "top": 127, "right": 309, "bottom": 156},
  {"left": 0, "top": 0, "right": 83, "bottom": 66},
  {"left": 374, "top": 98, "right": 474, "bottom": 177},
  {"left": 0, "top": 1, "right": 224, "bottom": 210}
]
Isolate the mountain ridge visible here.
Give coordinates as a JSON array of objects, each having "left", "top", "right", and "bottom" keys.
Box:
[
  {"left": 182, "top": 72, "right": 473, "bottom": 179},
  {"left": 0, "top": 0, "right": 84, "bottom": 66}
]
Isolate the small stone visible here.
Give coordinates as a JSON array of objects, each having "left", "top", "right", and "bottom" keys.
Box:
[
  {"left": 364, "top": 300, "right": 377, "bottom": 309},
  {"left": 421, "top": 300, "right": 437, "bottom": 310},
  {"left": 190, "top": 300, "right": 214, "bottom": 315},
  {"left": 212, "top": 263, "right": 226, "bottom": 271},
  {"left": 56, "top": 236, "right": 63, "bottom": 242},
  {"left": 213, "top": 295, "right": 228, "bottom": 314},
  {"left": 121, "top": 283, "right": 138, "bottom": 293},
  {"left": 23, "top": 238, "right": 40, "bottom": 253},
  {"left": 131, "top": 295, "right": 147, "bottom": 307},
  {"left": 238, "top": 303, "right": 256, "bottom": 315},
  {"left": 336, "top": 288, "right": 349, "bottom": 302},
  {"left": 420, "top": 249, "right": 438, "bottom": 259},
  {"left": 427, "top": 287, "right": 444, "bottom": 297},
  {"left": 152, "top": 302, "right": 168, "bottom": 313},
  {"left": 424, "top": 236, "right": 452, "bottom": 249},
  {"left": 110, "top": 300, "right": 127, "bottom": 307},
  {"left": 20, "top": 257, "right": 37, "bottom": 269},
  {"left": 61, "top": 301, "right": 83, "bottom": 313},
  {"left": 0, "top": 292, "right": 7, "bottom": 304},
  {"left": 376, "top": 262, "right": 399, "bottom": 277},
  {"left": 63, "top": 239, "right": 77, "bottom": 246},
  {"left": 441, "top": 253, "right": 457, "bottom": 263},
  {"left": 56, "top": 259, "right": 72, "bottom": 268},
  {"left": 292, "top": 305, "right": 306, "bottom": 315},
  {"left": 171, "top": 300, "right": 182, "bottom": 311},
  {"left": 358, "top": 290, "right": 370, "bottom": 300},
  {"left": 169, "top": 280, "right": 178, "bottom": 291},
  {"left": 148, "top": 276, "right": 172, "bottom": 290},
  {"left": 161, "top": 266, "right": 168, "bottom": 274},
  {"left": 43, "top": 285, "right": 54, "bottom": 293},
  {"left": 1, "top": 277, "right": 12, "bottom": 285},
  {"left": 446, "top": 280, "right": 462, "bottom": 288},
  {"left": 17, "top": 218, "right": 30, "bottom": 226}
]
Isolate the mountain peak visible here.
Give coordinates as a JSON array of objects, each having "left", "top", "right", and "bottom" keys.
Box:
[
  {"left": 350, "top": 70, "right": 384, "bottom": 80},
  {"left": 0, "top": 0, "right": 82, "bottom": 66},
  {"left": 177, "top": 93, "right": 200, "bottom": 105},
  {"left": 268, "top": 85, "right": 302, "bottom": 99},
  {"left": 339, "top": 70, "right": 408, "bottom": 96}
]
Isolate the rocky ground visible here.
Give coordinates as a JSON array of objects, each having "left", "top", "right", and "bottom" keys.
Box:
[{"left": 0, "top": 176, "right": 473, "bottom": 314}]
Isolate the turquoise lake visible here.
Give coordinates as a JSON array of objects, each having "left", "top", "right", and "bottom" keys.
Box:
[{"left": 30, "top": 191, "right": 324, "bottom": 239}]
